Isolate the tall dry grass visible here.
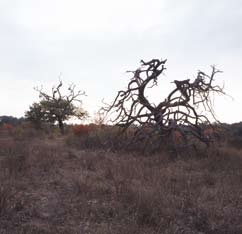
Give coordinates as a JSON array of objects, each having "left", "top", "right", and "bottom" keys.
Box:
[{"left": 0, "top": 126, "right": 241, "bottom": 233}]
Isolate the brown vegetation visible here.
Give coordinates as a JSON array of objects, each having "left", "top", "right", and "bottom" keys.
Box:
[{"left": 0, "top": 125, "right": 241, "bottom": 234}]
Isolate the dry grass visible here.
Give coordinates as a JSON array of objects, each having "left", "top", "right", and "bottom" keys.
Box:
[{"left": 0, "top": 129, "right": 241, "bottom": 233}]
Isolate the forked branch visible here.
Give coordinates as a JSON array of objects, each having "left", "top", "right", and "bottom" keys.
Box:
[{"left": 102, "top": 58, "right": 225, "bottom": 148}]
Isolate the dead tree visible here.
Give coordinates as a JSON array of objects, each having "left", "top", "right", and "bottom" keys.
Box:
[{"left": 102, "top": 59, "right": 226, "bottom": 153}]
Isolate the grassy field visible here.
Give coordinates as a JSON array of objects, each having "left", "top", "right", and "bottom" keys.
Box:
[{"left": 0, "top": 129, "right": 242, "bottom": 234}]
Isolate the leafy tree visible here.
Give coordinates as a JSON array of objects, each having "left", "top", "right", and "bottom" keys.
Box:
[{"left": 27, "top": 81, "right": 87, "bottom": 133}]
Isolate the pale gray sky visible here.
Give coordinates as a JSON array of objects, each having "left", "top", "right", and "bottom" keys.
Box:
[{"left": 0, "top": 0, "right": 241, "bottom": 123}]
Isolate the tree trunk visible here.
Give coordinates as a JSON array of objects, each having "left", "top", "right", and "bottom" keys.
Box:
[{"left": 58, "top": 118, "right": 64, "bottom": 134}]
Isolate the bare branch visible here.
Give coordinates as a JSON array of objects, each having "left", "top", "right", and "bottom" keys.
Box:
[{"left": 102, "top": 58, "right": 226, "bottom": 152}]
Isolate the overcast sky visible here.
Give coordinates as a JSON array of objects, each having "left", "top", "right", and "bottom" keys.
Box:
[{"left": 0, "top": 0, "right": 241, "bottom": 123}]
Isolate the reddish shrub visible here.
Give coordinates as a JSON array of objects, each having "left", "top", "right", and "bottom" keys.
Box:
[
  {"left": 1, "top": 123, "right": 14, "bottom": 131},
  {"left": 72, "top": 124, "right": 90, "bottom": 136},
  {"left": 87, "top": 123, "right": 99, "bottom": 132}
]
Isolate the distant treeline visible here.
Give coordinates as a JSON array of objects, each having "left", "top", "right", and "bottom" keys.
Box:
[
  {"left": 0, "top": 116, "right": 25, "bottom": 126},
  {"left": 1, "top": 115, "right": 242, "bottom": 132},
  {"left": 223, "top": 122, "right": 242, "bottom": 148},
  {"left": 1, "top": 115, "right": 242, "bottom": 148}
]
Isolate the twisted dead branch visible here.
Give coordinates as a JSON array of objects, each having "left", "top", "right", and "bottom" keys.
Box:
[{"left": 102, "top": 59, "right": 226, "bottom": 153}]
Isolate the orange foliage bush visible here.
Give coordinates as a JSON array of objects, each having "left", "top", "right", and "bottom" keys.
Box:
[
  {"left": 72, "top": 124, "right": 90, "bottom": 136},
  {"left": 1, "top": 123, "right": 14, "bottom": 131}
]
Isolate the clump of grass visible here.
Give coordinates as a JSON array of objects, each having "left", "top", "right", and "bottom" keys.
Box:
[
  {"left": 0, "top": 183, "right": 12, "bottom": 216},
  {"left": 1, "top": 142, "right": 29, "bottom": 178},
  {"left": 0, "top": 180, "right": 22, "bottom": 217}
]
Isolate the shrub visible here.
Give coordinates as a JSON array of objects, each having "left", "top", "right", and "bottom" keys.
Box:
[
  {"left": 1, "top": 123, "right": 14, "bottom": 132},
  {"left": 72, "top": 124, "right": 90, "bottom": 136}
]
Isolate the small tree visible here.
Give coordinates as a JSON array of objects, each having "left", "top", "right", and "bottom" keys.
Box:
[
  {"left": 32, "top": 81, "right": 87, "bottom": 134},
  {"left": 102, "top": 58, "right": 226, "bottom": 152}
]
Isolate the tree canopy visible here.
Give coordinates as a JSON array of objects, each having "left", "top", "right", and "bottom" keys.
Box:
[{"left": 26, "top": 81, "right": 87, "bottom": 133}]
